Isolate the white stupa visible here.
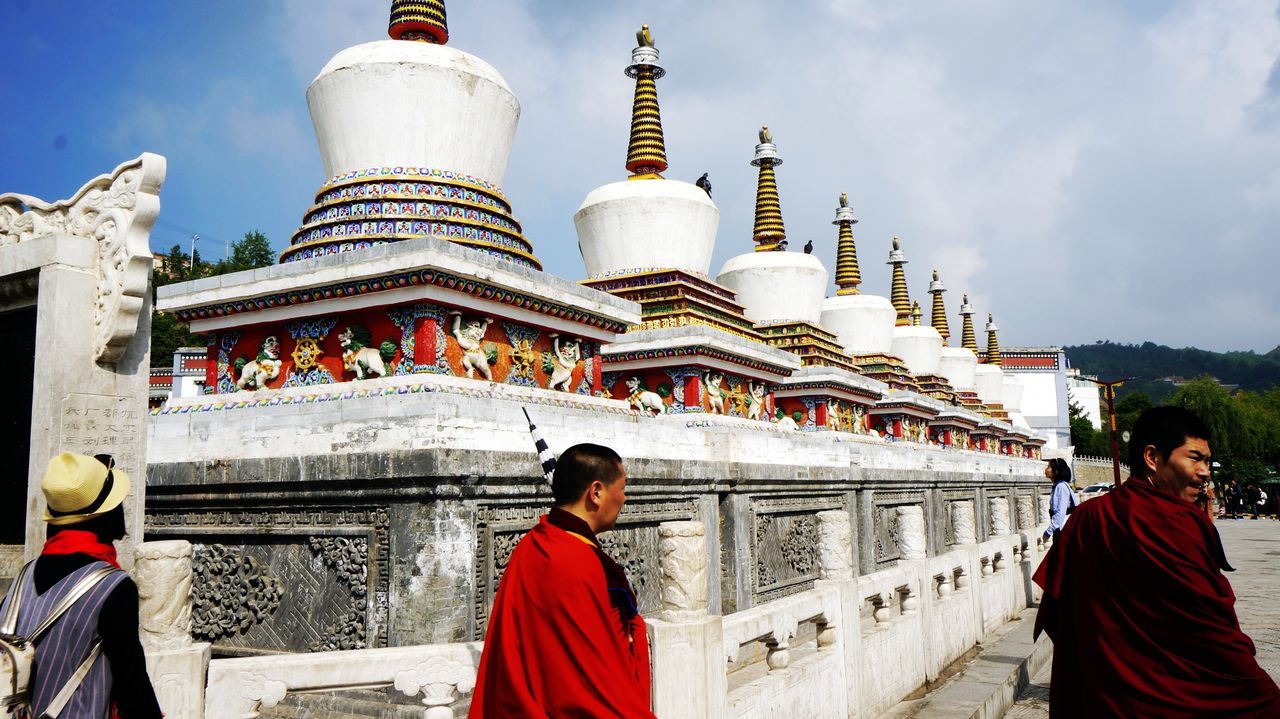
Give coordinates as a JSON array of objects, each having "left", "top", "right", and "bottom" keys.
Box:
[
  {"left": 819, "top": 195, "right": 896, "bottom": 354},
  {"left": 716, "top": 127, "right": 828, "bottom": 324},
  {"left": 886, "top": 239, "right": 943, "bottom": 375},
  {"left": 283, "top": 0, "right": 540, "bottom": 268},
  {"left": 934, "top": 278, "right": 978, "bottom": 391},
  {"left": 973, "top": 313, "right": 1005, "bottom": 407},
  {"left": 575, "top": 26, "right": 719, "bottom": 278}
]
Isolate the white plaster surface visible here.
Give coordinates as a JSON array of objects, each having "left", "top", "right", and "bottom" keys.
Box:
[
  {"left": 937, "top": 346, "right": 978, "bottom": 390},
  {"left": 820, "top": 294, "right": 896, "bottom": 355},
  {"left": 575, "top": 180, "right": 720, "bottom": 278},
  {"left": 1002, "top": 377, "right": 1025, "bottom": 413},
  {"left": 308, "top": 41, "right": 519, "bottom": 184},
  {"left": 717, "top": 251, "right": 827, "bottom": 325},
  {"left": 890, "top": 325, "right": 944, "bottom": 376},
  {"left": 974, "top": 364, "right": 1005, "bottom": 406}
]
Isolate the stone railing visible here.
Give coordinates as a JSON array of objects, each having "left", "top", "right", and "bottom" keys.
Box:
[
  {"left": 203, "top": 643, "right": 482, "bottom": 719},
  {"left": 155, "top": 510, "right": 1050, "bottom": 719}
]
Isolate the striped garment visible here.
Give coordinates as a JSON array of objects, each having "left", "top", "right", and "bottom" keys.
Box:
[{"left": 0, "top": 561, "right": 126, "bottom": 719}]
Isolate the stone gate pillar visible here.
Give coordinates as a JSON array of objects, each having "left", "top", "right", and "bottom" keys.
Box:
[{"left": 135, "top": 539, "right": 211, "bottom": 719}]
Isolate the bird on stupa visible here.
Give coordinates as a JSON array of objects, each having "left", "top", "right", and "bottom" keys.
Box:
[
  {"left": 775, "top": 239, "right": 789, "bottom": 251},
  {"left": 696, "top": 172, "right": 712, "bottom": 197},
  {"left": 803, "top": 239, "right": 813, "bottom": 254}
]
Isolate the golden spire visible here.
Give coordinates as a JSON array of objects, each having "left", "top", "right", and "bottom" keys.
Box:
[
  {"left": 624, "top": 25, "right": 668, "bottom": 178},
  {"left": 388, "top": 0, "right": 448, "bottom": 44},
  {"left": 833, "top": 193, "right": 861, "bottom": 294},
  {"left": 886, "top": 236, "right": 910, "bottom": 325},
  {"left": 929, "top": 269, "right": 950, "bottom": 344},
  {"left": 959, "top": 294, "right": 977, "bottom": 352},
  {"left": 910, "top": 301, "right": 923, "bottom": 327},
  {"left": 751, "top": 125, "right": 786, "bottom": 251},
  {"left": 985, "top": 313, "right": 1002, "bottom": 366}
]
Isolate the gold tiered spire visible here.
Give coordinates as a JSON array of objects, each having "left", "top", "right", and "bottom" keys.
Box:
[
  {"left": 751, "top": 126, "right": 786, "bottom": 251},
  {"left": 624, "top": 25, "right": 668, "bottom": 177},
  {"left": 388, "top": 0, "right": 448, "bottom": 44},
  {"left": 959, "top": 294, "right": 977, "bottom": 351},
  {"left": 910, "top": 301, "right": 923, "bottom": 326},
  {"left": 985, "top": 314, "right": 1002, "bottom": 366},
  {"left": 833, "top": 193, "right": 861, "bottom": 294},
  {"left": 887, "top": 236, "right": 910, "bottom": 325},
  {"left": 929, "top": 270, "right": 950, "bottom": 344}
]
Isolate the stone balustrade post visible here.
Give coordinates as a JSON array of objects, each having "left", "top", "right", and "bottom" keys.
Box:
[
  {"left": 951, "top": 500, "right": 977, "bottom": 545},
  {"left": 1016, "top": 496, "right": 1036, "bottom": 532},
  {"left": 648, "top": 520, "right": 726, "bottom": 719},
  {"left": 135, "top": 540, "right": 212, "bottom": 719},
  {"left": 989, "top": 498, "right": 1011, "bottom": 536},
  {"left": 394, "top": 656, "right": 478, "bottom": 719},
  {"left": 816, "top": 510, "right": 853, "bottom": 581},
  {"left": 896, "top": 506, "right": 927, "bottom": 560},
  {"left": 1038, "top": 494, "right": 1051, "bottom": 525}
]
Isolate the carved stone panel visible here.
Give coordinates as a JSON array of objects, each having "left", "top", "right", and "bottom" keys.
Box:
[
  {"left": 872, "top": 490, "right": 925, "bottom": 568},
  {"left": 147, "top": 507, "right": 390, "bottom": 653},
  {"left": 474, "top": 499, "right": 696, "bottom": 640},
  {"left": 749, "top": 495, "right": 844, "bottom": 604}
]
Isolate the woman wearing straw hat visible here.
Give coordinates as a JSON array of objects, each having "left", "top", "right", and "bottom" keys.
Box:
[{"left": 0, "top": 452, "right": 160, "bottom": 719}]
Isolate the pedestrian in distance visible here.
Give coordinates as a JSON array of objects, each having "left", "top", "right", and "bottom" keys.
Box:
[
  {"left": 1041, "top": 458, "right": 1077, "bottom": 542},
  {"left": 1248, "top": 483, "right": 1261, "bottom": 519},
  {"left": 0, "top": 453, "right": 162, "bottom": 719},
  {"left": 1033, "top": 407, "right": 1280, "bottom": 717},
  {"left": 469, "top": 443, "right": 656, "bottom": 719}
]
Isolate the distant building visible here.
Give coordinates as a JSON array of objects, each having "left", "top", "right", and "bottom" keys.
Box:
[
  {"left": 999, "top": 347, "right": 1072, "bottom": 449},
  {"left": 148, "top": 346, "right": 207, "bottom": 407},
  {"left": 1066, "top": 368, "right": 1103, "bottom": 431}
]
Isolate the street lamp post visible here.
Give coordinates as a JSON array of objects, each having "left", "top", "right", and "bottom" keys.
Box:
[{"left": 1083, "top": 376, "right": 1135, "bottom": 487}]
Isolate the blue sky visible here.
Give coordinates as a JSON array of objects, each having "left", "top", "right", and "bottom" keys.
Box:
[{"left": 4, "top": 1, "right": 1279, "bottom": 353}]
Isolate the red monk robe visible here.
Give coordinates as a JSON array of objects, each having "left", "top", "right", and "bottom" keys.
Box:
[
  {"left": 470, "top": 508, "right": 656, "bottom": 718},
  {"left": 1033, "top": 478, "right": 1280, "bottom": 718}
]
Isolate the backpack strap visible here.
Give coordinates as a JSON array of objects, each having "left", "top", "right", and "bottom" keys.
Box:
[
  {"left": 37, "top": 638, "right": 103, "bottom": 719},
  {"left": 26, "top": 567, "right": 121, "bottom": 644},
  {"left": 0, "top": 561, "right": 34, "bottom": 636}
]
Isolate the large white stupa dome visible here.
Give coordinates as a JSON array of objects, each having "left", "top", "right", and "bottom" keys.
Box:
[
  {"left": 937, "top": 346, "right": 978, "bottom": 390},
  {"left": 718, "top": 250, "right": 828, "bottom": 324},
  {"left": 576, "top": 180, "right": 719, "bottom": 277}
]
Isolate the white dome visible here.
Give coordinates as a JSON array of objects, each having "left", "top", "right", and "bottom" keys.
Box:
[
  {"left": 973, "top": 364, "right": 1004, "bottom": 405},
  {"left": 890, "top": 325, "right": 943, "bottom": 375},
  {"left": 307, "top": 40, "right": 520, "bottom": 184},
  {"left": 937, "top": 346, "right": 978, "bottom": 390},
  {"left": 820, "top": 294, "right": 895, "bottom": 355},
  {"left": 575, "top": 179, "right": 719, "bottom": 278},
  {"left": 717, "top": 251, "right": 827, "bottom": 325},
  {"left": 1001, "top": 376, "right": 1025, "bottom": 413}
]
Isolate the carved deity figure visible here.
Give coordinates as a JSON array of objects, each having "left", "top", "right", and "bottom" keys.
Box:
[
  {"left": 703, "top": 371, "right": 729, "bottom": 414},
  {"left": 236, "top": 335, "right": 282, "bottom": 390},
  {"left": 625, "top": 376, "right": 665, "bottom": 414},
  {"left": 745, "top": 381, "right": 767, "bottom": 421},
  {"left": 339, "top": 324, "right": 395, "bottom": 380},
  {"left": 449, "top": 312, "right": 494, "bottom": 380},
  {"left": 775, "top": 408, "right": 801, "bottom": 431},
  {"left": 547, "top": 334, "right": 582, "bottom": 392},
  {"left": 852, "top": 403, "right": 867, "bottom": 434}
]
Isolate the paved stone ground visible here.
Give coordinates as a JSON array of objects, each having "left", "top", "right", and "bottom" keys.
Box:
[{"left": 1003, "top": 517, "right": 1280, "bottom": 717}]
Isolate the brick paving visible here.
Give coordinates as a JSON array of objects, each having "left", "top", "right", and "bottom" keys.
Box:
[{"left": 1003, "top": 518, "right": 1280, "bottom": 717}]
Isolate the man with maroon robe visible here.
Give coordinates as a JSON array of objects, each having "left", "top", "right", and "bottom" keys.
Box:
[
  {"left": 1034, "top": 407, "right": 1280, "bottom": 717},
  {"left": 470, "top": 443, "right": 656, "bottom": 718}
]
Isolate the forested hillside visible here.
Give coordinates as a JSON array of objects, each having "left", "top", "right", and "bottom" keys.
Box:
[{"left": 1065, "top": 341, "right": 1280, "bottom": 402}]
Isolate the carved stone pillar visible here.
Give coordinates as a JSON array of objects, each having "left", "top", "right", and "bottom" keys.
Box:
[
  {"left": 951, "top": 501, "right": 977, "bottom": 545},
  {"left": 1038, "top": 494, "right": 1051, "bottom": 525},
  {"left": 1016, "top": 495, "right": 1037, "bottom": 531},
  {"left": 658, "top": 520, "right": 708, "bottom": 620},
  {"left": 816, "top": 510, "right": 853, "bottom": 581},
  {"left": 989, "top": 497, "right": 1011, "bottom": 536},
  {"left": 135, "top": 540, "right": 211, "bottom": 719},
  {"left": 896, "top": 506, "right": 926, "bottom": 560}
]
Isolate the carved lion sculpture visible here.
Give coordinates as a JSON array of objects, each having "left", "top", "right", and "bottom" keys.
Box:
[
  {"left": 626, "top": 376, "right": 665, "bottom": 414},
  {"left": 236, "top": 335, "right": 282, "bottom": 391}
]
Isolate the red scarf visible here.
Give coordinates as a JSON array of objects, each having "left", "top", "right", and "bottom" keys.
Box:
[{"left": 41, "top": 529, "right": 120, "bottom": 569}]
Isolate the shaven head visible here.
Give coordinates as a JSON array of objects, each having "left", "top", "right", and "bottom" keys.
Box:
[
  {"left": 552, "top": 443, "right": 624, "bottom": 506},
  {"left": 1127, "top": 407, "right": 1211, "bottom": 480}
]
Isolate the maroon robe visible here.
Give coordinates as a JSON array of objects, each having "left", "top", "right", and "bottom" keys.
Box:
[
  {"left": 1033, "top": 478, "right": 1280, "bottom": 717},
  {"left": 470, "top": 508, "right": 655, "bottom": 718}
]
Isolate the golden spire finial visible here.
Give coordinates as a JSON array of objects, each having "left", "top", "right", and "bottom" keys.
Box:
[
  {"left": 911, "top": 300, "right": 923, "bottom": 326},
  {"left": 389, "top": 0, "right": 449, "bottom": 44},
  {"left": 959, "top": 293, "right": 977, "bottom": 352},
  {"left": 625, "top": 25, "right": 667, "bottom": 178},
  {"left": 929, "top": 269, "right": 950, "bottom": 343},
  {"left": 985, "top": 313, "right": 1002, "bottom": 365},
  {"left": 833, "top": 192, "right": 861, "bottom": 294},
  {"left": 887, "top": 235, "right": 910, "bottom": 325},
  {"left": 751, "top": 125, "right": 786, "bottom": 251}
]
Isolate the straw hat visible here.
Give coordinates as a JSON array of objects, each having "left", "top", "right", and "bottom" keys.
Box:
[{"left": 41, "top": 452, "right": 131, "bottom": 526}]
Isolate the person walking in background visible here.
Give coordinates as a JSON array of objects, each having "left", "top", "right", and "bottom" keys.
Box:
[
  {"left": 1033, "top": 407, "right": 1279, "bottom": 717},
  {"left": 1248, "top": 483, "right": 1261, "bottom": 519},
  {"left": 1041, "top": 458, "right": 1077, "bottom": 542},
  {"left": 1227, "top": 481, "right": 1242, "bottom": 518},
  {"left": 0, "top": 453, "right": 162, "bottom": 719}
]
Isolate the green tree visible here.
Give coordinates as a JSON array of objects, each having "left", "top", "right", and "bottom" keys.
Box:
[{"left": 217, "top": 230, "right": 275, "bottom": 274}]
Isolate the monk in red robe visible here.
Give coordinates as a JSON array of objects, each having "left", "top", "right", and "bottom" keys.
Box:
[
  {"left": 470, "top": 443, "right": 656, "bottom": 718},
  {"left": 1034, "top": 407, "right": 1280, "bottom": 717}
]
